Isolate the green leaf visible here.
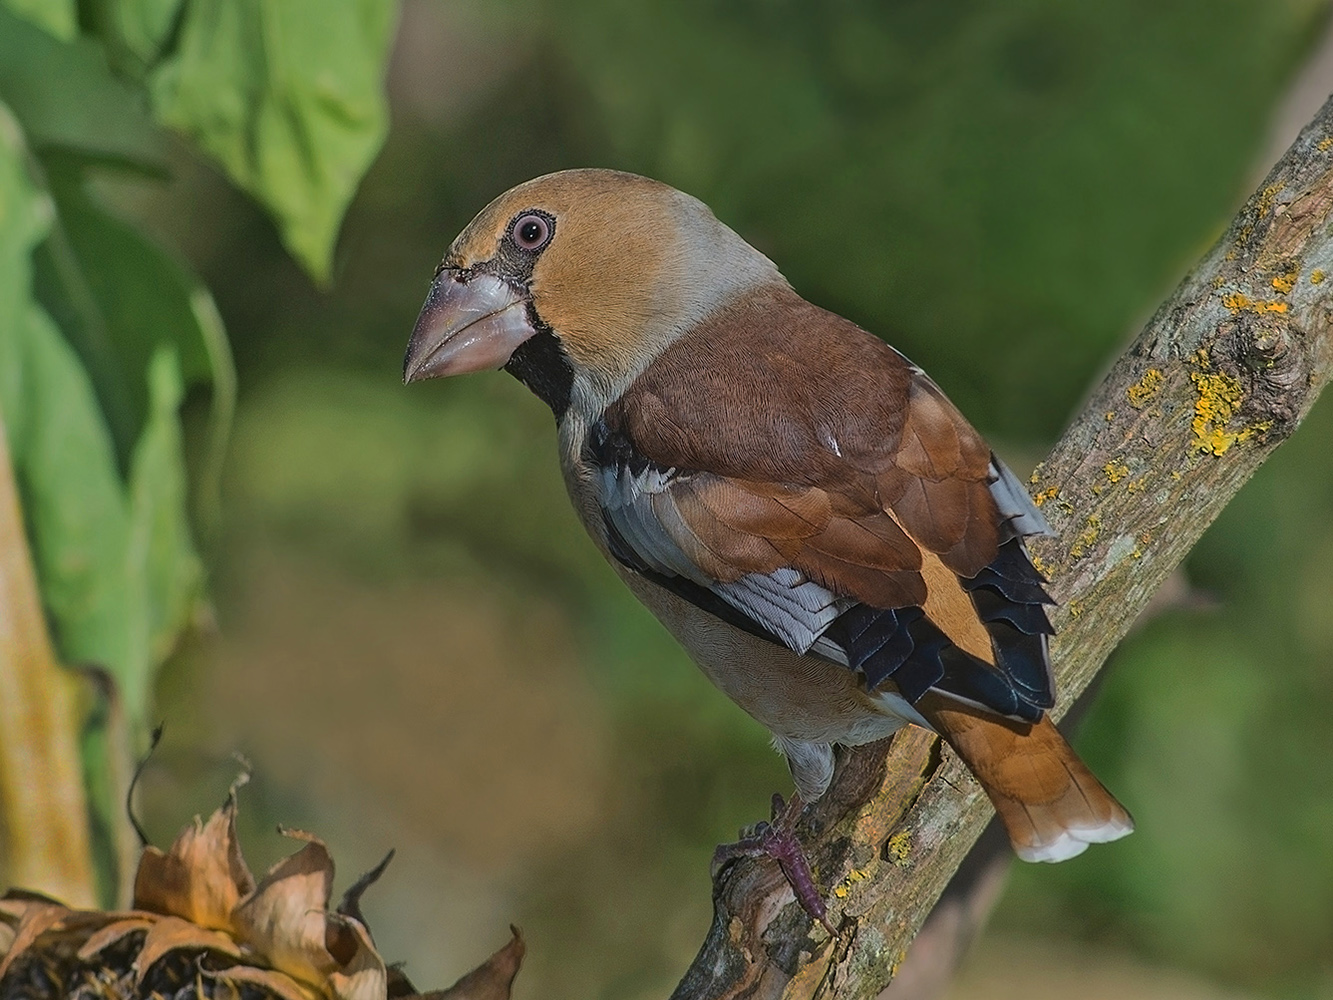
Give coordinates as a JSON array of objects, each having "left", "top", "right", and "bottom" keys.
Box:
[
  {"left": 12, "top": 261, "right": 203, "bottom": 732},
  {"left": 0, "top": 6, "right": 165, "bottom": 167},
  {"left": 2, "top": 0, "right": 75, "bottom": 41},
  {"left": 0, "top": 100, "right": 52, "bottom": 443},
  {"left": 0, "top": 99, "right": 205, "bottom": 726},
  {"left": 110, "top": 0, "right": 184, "bottom": 67},
  {"left": 148, "top": 0, "right": 398, "bottom": 282},
  {"left": 127, "top": 346, "right": 203, "bottom": 678},
  {"left": 35, "top": 154, "right": 236, "bottom": 522},
  {"left": 11, "top": 302, "right": 143, "bottom": 695}
]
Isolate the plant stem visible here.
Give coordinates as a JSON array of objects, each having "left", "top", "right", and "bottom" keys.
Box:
[{"left": 0, "top": 410, "right": 96, "bottom": 907}]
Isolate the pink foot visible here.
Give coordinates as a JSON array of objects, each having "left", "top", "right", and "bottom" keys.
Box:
[{"left": 712, "top": 794, "right": 835, "bottom": 934}]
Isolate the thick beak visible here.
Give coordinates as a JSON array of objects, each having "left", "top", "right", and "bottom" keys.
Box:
[{"left": 403, "top": 271, "right": 536, "bottom": 383}]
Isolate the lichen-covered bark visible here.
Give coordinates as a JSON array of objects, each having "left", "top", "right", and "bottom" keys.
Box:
[{"left": 671, "top": 95, "right": 1333, "bottom": 1000}]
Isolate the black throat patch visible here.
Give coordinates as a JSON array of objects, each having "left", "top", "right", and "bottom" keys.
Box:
[{"left": 503, "top": 306, "right": 574, "bottom": 419}]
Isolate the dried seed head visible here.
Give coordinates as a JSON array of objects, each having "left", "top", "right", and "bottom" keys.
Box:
[{"left": 0, "top": 776, "right": 524, "bottom": 1000}]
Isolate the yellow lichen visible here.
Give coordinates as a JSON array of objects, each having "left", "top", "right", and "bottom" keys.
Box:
[
  {"left": 1033, "top": 486, "right": 1059, "bottom": 507},
  {"left": 1236, "top": 184, "right": 1285, "bottom": 247},
  {"left": 1271, "top": 270, "right": 1297, "bottom": 294},
  {"left": 1319, "top": 137, "right": 1333, "bottom": 152},
  {"left": 1105, "top": 410, "right": 1116, "bottom": 422},
  {"left": 1069, "top": 515, "right": 1102, "bottom": 559},
  {"left": 1126, "top": 369, "right": 1163, "bottom": 408},
  {"left": 1103, "top": 460, "right": 1129, "bottom": 483},
  {"left": 887, "top": 832, "right": 912, "bottom": 868},
  {"left": 1029, "top": 552, "right": 1054, "bottom": 578},
  {"left": 833, "top": 865, "right": 875, "bottom": 900},
  {"left": 1221, "top": 291, "right": 1288, "bottom": 315},
  {"left": 1068, "top": 599, "right": 1084, "bottom": 618},
  {"left": 1256, "top": 182, "right": 1284, "bottom": 216},
  {"left": 1313, "top": 269, "right": 1326, "bottom": 285},
  {"left": 1125, "top": 476, "right": 1148, "bottom": 494},
  {"left": 1189, "top": 369, "right": 1269, "bottom": 456}
]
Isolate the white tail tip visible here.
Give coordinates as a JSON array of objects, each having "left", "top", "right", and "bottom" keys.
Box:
[{"left": 1015, "top": 814, "right": 1135, "bottom": 864}]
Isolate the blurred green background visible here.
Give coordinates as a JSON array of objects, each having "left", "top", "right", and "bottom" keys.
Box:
[{"left": 25, "top": 0, "right": 1333, "bottom": 996}]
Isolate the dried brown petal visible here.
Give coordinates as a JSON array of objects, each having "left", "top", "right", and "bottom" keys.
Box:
[
  {"left": 336, "top": 849, "right": 394, "bottom": 935},
  {"left": 1, "top": 888, "right": 66, "bottom": 907},
  {"left": 326, "top": 915, "right": 387, "bottom": 1000},
  {"left": 134, "top": 914, "right": 242, "bottom": 985},
  {"left": 233, "top": 829, "right": 338, "bottom": 990},
  {"left": 0, "top": 901, "right": 68, "bottom": 980},
  {"left": 0, "top": 889, "right": 66, "bottom": 929},
  {"left": 76, "top": 915, "right": 156, "bottom": 960},
  {"left": 208, "top": 964, "right": 323, "bottom": 1000},
  {"left": 419, "top": 927, "right": 525, "bottom": 1000},
  {"left": 386, "top": 963, "right": 419, "bottom": 998},
  {"left": 134, "top": 787, "right": 255, "bottom": 930}
]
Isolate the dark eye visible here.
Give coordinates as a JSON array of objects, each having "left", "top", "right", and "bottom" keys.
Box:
[{"left": 512, "top": 213, "right": 551, "bottom": 251}]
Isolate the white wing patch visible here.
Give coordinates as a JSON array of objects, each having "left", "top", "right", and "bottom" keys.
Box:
[
  {"left": 989, "top": 458, "right": 1051, "bottom": 539},
  {"left": 600, "top": 461, "right": 849, "bottom": 654},
  {"left": 716, "top": 569, "right": 852, "bottom": 653}
]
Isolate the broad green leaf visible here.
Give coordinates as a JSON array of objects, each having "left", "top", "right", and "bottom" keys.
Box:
[
  {"left": 10, "top": 302, "right": 142, "bottom": 690},
  {"left": 2, "top": 0, "right": 74, "bottom": 41},
  {"left": 2, "top": 100, "right": 205, "bottom": 904},
  {"left": 11, "top": 266, "right": 202, "bottom": 731},
  {"left": 127, "top": 346, "right": 202, "bottom": 681},
  {"left": 0, "top": 100, "right": 205, "bottom": 725},
  {"left": 36, "top": 155, "right": 235, "bottom": 508},
  {"left": 13, "top": 300, "right": 143, "bottom": 906},
  {"left": 0, "top": 100, "right": 52, "bottom": 447},
  {"left": 148, "top": 0, "right": 398, "bottom": 282},
  {"left": 112, "top": 0, "right": 183, "bottom": 67},
  {"left": 0, "top": 7, "right": 164, "bottom": 167}
]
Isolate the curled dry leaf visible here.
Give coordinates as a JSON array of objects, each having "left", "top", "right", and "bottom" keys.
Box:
[
  {"left": 0, "top": 900, "right": 69, "bottom": 980},
  {"left": 133, "top": 914, "right": 241, "bottom": 985},
  {"left": 233, "top": 829, "right": 341, "bottom": 990},
  {"left": 326, "top": 914, "right": 388, "bottom": 1000},
  {"left": 132, "top": 784, "right": 255, "bottom": 931},
  {"left": 427, "top": 927, "right": 526, "bottom": 1000},
  {"left": 76, "top": 917, "right": 155, "bottom": 961},
  {"left": 337, "top": 849, "right": 395, "bottom": 935},
  {"left": 0, "top": 780, "right": 525, "bottom": 999}
]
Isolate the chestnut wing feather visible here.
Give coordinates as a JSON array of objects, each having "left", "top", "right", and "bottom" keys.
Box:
[
  {"left": 593, "top": 283, "right": 1055, "bottom": 718},
  {"left": 606, "top": 284, "right": 1033, "bottom": 576}
]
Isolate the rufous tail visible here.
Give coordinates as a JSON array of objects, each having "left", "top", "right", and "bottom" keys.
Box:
[{"left": 919, "top": 694, "right": 1134, "bottom": 863}]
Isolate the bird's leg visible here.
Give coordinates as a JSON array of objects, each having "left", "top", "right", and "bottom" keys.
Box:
[{"left": 712, "top": 792, "right": 834, "bottom": 933}]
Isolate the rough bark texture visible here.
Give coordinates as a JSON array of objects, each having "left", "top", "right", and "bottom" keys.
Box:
[
  {"left": 670, "top": 94, "right": 1333, "bottom": 1000},
  {"left": 0, "top": 413, "right": 96, "bottom": 907}
]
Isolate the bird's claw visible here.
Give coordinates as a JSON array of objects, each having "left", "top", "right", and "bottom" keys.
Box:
[{"left": 712, "top": 810, "right": 835, "bottom": 935}]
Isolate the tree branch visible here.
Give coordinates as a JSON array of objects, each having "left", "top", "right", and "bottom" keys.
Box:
[{"left": 671, "top": 93, "right": 1333, "bottom": 1000}]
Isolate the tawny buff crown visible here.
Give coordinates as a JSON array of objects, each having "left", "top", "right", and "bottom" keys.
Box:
[{"left": 444, "top": 169, "right": 783, "bottom": 388}]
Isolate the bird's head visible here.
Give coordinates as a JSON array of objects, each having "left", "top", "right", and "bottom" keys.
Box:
[{"left": 403, "top": 168, "right": 782, "bottom": 417}]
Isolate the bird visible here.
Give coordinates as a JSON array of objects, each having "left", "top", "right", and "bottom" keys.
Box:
[{"left": 402, "top": 168, "right": 1132, "bottom": 920}]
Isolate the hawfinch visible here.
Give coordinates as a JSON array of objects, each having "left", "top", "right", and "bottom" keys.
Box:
[{"left": 404, "top": 169, "right": 1132, "bottom": 905}]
